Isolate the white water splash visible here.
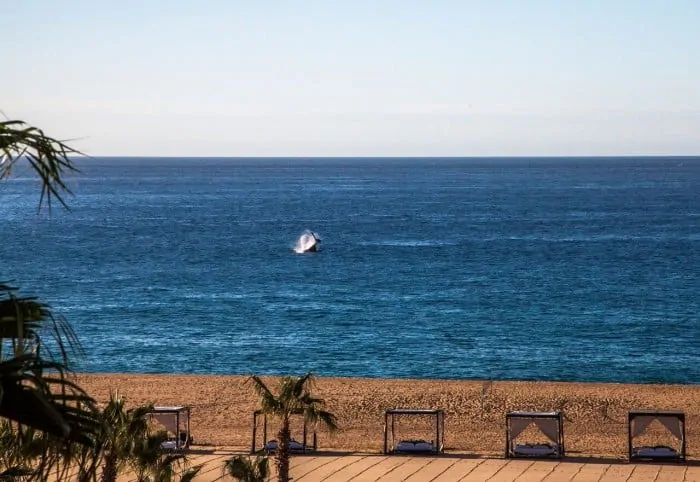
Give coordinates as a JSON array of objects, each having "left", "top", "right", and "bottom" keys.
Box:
[{"left": 293, "top": 230, "right": 321, "bottom": 253}]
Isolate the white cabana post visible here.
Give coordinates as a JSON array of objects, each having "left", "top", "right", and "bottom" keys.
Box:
[
  {"left": 628, "top": 410, "right": 686, "bottom": 462},
  {"left": 384, "top": 409, "right": 445, "bottom": 455},
  {"left": 506, "top": 411, "right": 564, "bottom": 459}
]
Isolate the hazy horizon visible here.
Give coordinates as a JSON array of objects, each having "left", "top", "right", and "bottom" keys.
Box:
[{"left": 4, "top": 1, "right": 699, "bottom": 157}]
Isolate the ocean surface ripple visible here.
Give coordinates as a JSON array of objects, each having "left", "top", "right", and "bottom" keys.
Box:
[{"left": 2, "top": 157, "right": 699, "bottom": 383}]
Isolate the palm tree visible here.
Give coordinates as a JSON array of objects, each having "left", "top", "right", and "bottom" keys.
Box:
[
  {"left": 0, "top": 117, "right": 103, "bottom": 480},
  {"left": 222, "top": 455, "right": 269, "bottom": 482},
  {"left": 248, "top": 373, "right": 338, "bottom": 482},
  {"left": 0, "top": 420, "right": 97, "bottom": 482},
  {"left": 95, "top": 392, "right": 201, "bottom": 482},
  {"left": 130, "top": 432, "right": 193, "bottom": 482},
  {"left": 96, "top": 392, "right": 153, "bottom": 482}
]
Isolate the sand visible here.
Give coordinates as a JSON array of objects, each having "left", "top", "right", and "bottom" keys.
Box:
[{"left": 75, "top": 374, "right": 700, "bottom": 460}]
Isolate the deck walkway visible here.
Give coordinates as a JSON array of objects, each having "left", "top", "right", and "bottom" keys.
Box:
[{"left": 120, "top": 450, "right": 700, "bottom": 481}]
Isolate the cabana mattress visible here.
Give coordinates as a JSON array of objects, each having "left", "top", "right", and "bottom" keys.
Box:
[
  {"left": 633, "top": 446, "right": 680, "bottom": 458},
  {"left": 395, "top": 440, "right": 436, "bottom": 453},
  {"left": 513, "top": 443, "right": 559, "bottom": 457}
]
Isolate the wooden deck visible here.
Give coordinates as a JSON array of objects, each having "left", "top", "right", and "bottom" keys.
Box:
[{"left": 116, "top": 450, "right": 700, "bottom": 481}]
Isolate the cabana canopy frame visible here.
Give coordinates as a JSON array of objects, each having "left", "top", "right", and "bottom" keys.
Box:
[
  {"left": 384, "top": 409, "right": 445, "bottom": 455},
  {"left": 505, "top": 411, "right": 564, "bottom": 459},
  {"left": 250, "top": 410, "right": 317, "bottom": 454},
  {"left": 146, "top": 406, "right": 191, "bottom": 450},
  {"left": 628, "top": 410, "right": 686, "bottom": 462}
]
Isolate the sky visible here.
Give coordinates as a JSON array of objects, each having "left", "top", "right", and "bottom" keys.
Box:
[{"left": 3, "top": 1, "right": 700, "bottom": 157}]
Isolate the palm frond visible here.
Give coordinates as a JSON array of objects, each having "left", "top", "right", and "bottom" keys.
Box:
[
  {"left": 0, "top": 355, "right": 100, "bottom": 444},
  {"left": 247, "top": 376, "right": 282, "bottom": 415},
  {"left": 292, "top": 372, "right": 314, "bottom": 399},
  {"left": 223, "top": 455, "right": 269, "bottom": 482},
  {"left": 95, "top": 392, "right": 157, "bottom": 482},
  {"left": 127, "top": 427, "right": 192, "bottom": 482},
  {"left": 0, "top": 283, "right": 84, "bottom": 366},
  {"left": 307, "top": 409, "right": 338, "bottom": 433},
  {"left": 0, "top": 117, "right": 99, "bottom": 480},
  {"left": 0, "top": 119, "right": 81, "bottom": 212},
  {"left": 180, "top": 465, "right": 202, "bottom": 482}
]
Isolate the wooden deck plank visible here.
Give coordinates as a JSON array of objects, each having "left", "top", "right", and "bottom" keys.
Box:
[
  {"left": 375, "top": 456, "right": 437, "bottom": 481},
  {"left": 626, "top": 464, "right": 661, "bottom": 482},
  {"left": 290, "top": 455, "right": 327, "bottom": 470},
  {"left": 540, "top": 462, "right": 584, "bottom": 481},
  {"left": 291, "top": 456, "right": 344, "bottom": 480},
  {"left": 482, "top": 459, "right": 534, "bottom": 481},
  {"left": 513, "top": 460, "right": 560, "bottom": 481},
  {"left": 653, "top": 464, "right": 687, "bottom": 482},
  {"left": 343, "top": 455, "right": 407, "bottom": 481},
  {"left": 570, "top": 463, "right": 609, "bottom": 482},
  {"left": 105, "top": 452, "right": 700, "bottom": 482},
  {"left": 460, "top": 458, "right": 510, "bottom": 481},
  {"left": 187, "top": 453, "right": 230, "bottom": 478},
  {"left": 403, "top": 457, "right": 464, "bottom": 482},
  {"left": 294, "top": 455, "right": 365, "bottom": 481},
  {"left": 683, "top": 465, "right": 700, "bottom": 482},
  {"left": 598, "top": 464, "right": 636, "bottom": 482},
  {"left": 428, "top": 459, "right": 488, "bottom": 481},
  {"left": 312, "top": 455, "right": 393, "bottom": 481}
]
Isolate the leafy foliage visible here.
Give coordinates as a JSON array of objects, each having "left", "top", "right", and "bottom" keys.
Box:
[
  {"left": 97, "top": 392, "right": 152, "bottom": 482},
  {"left": 0, "top": 119, "right": 80, "bottom": 211},
  {"left": 249, "top": 373, "right": 338, "bottom": 482},
  {"left": 0, "top": 282, "right": 83, "bottom": 366},
  {"left": 0, "top": 116, "right": 103, "bottom": 480},
  {"left": 0, "top": 421, "right": 42, "bottom": 478},
  {"left": 0, "top": 116, "right": 200, "bottom": 481},
  {"left": 0, "top": 355, "right": 102, "bottom": 480},
  {"left": 223, "top": 455, "right": 269, "bottom": 482},
  {"left": 130, "top": 432, "right": 190, "bottom": 482},
  {"left": 96, "top": 392, "right": 199, "bottom": 482}
]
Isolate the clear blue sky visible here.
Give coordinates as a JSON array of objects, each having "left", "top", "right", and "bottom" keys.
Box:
[{"left": 3, "top": 1, "right": 699, "bottom": 156}]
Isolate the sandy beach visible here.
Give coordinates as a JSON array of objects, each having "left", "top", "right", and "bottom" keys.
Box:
[{"left": 75, "top": 374, "right": 699, "bottom": 460}]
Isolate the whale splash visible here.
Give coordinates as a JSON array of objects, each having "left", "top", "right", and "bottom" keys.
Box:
[{"left": 293, "top": 230, "right": 321, "bottom": 253}]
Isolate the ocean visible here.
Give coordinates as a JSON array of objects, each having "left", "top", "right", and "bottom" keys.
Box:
[{"left": 2, "top": 157, "right": 699, "bottom": 384}]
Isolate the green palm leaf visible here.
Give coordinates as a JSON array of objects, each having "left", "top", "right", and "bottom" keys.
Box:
[
  {"left": 248, "top": 372, "right": 338, "bottom": 482},
  {"left": 223, "top": 455, "right": 269, "bottom": 482},
  {"left": 0, "top": 119, "right": 81, "bottom": 212},
  {"left": 0, "top": 115, "right": 105, "bottom": 481},
  {"left": 0, "top": 283, "right": 84, "bottom": 367}
]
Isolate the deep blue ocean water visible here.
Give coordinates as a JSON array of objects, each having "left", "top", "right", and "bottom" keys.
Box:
[{"left": 2, "top": 157, "right": 699, "bottom": 384}]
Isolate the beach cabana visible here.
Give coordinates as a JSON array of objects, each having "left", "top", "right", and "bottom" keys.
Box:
[
  {"left": 505, "top": 411, "right": 564, "bottom": 458},
  {"left": 146, "top": 406, "right": 191, "bottom": 450},
  {"left": 251, "top": 410, "right": 317, "bottom": 454},
  {"left": 384, "top": 409, "right": 445, "bottom": 455},
  {"left": 628, "top": 410, "right": 685, "bottom": 462}
]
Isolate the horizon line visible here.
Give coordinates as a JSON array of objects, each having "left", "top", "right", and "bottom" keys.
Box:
[{"left": 74, "top": 154, "right": 700, "bottom": 159}]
